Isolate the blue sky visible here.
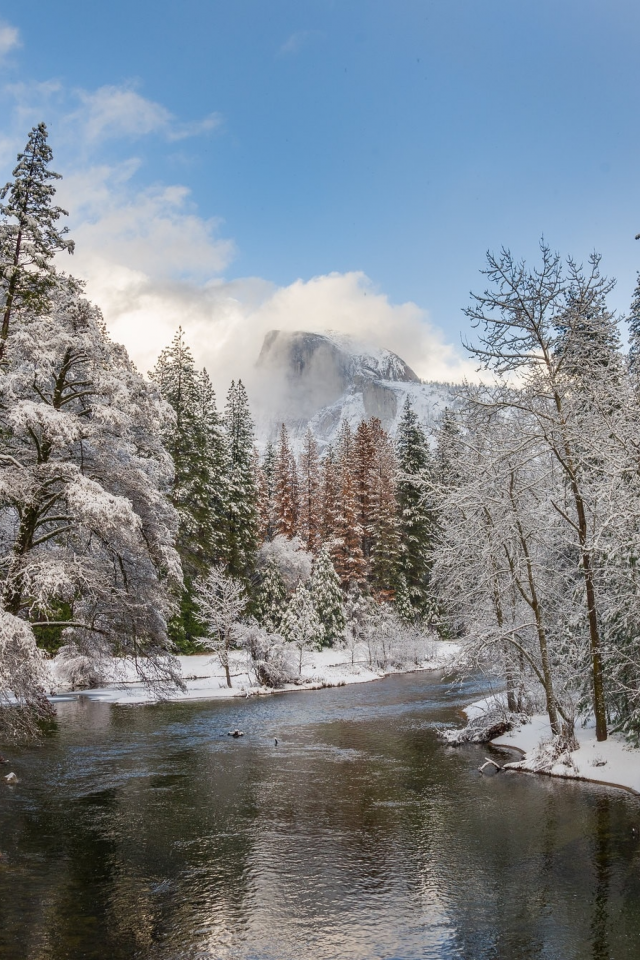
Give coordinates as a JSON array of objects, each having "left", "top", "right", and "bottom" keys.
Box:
[{"left": 1, "top": 1, "right": 639, "bottom": 385}]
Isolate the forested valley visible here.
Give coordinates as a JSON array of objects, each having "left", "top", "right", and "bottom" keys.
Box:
[{"left": 3, "top": 123, "right": 640, "bottom": 755}]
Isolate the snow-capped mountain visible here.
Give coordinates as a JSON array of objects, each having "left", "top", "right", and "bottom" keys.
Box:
[{"left": 252, "top": 330, "right": 458, "bottom": 450}]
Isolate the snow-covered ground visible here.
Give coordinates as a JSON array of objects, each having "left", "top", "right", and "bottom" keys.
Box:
[
  {"left": 47, "top": 641, "right": 460, "bottom": 706},
  {"left": 464, "top": 697, "right": 640, "bottom": 795}
]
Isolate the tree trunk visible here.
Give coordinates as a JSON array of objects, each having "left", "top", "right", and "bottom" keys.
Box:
[
  {"left": 553, "top": 390, "right": 608, "bottom": 741},
  {"left": 224, "top": 632, "right": 232, "bottom": 687},
  {"left": 0, "top": 229, "right": 23, "bottom": 363}
]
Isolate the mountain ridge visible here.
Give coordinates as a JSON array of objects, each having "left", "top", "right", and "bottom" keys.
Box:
[{"left": 253, "top": 329, "right": 458, "bottom": 450}]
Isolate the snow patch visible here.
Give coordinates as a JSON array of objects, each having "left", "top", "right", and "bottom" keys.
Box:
[
  {"left": 461, "top": 696, "right": 640, "bottom": 795},
  {"left": 47, "top": 641, "right": 461, "bottom": 705}
]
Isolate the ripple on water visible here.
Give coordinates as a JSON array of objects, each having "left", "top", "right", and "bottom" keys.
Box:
[{"left": 1, "top": 672, "right": 640, "bottom": 960}]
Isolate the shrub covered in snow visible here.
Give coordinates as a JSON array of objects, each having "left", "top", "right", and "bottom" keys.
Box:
[
  {"left": 258, "top": 535, "right": 312, "bottom": 592},
  {"left": 238, "top": 620, "right": 297, "bottom": 687}
]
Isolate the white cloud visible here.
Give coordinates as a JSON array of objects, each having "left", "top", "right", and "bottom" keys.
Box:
[
  {"left": 167, "top": 112, "right": 222, "bottom": 141},
  {"left": 75, "top": 85, "right": 173, "bottom": 142},
  {"left": 57, "top": 161, "right": 236, "bottom": 285},
  {"left": 0, "top": 22, "right": 20, "bottom": 62},
  {"left": 278, "top": 30, "right": 316, "bottom": 56},
  {"left": 2, "top": 74, "right": 473, "bottom": 398},
  {"left": 62, "top": 204, "right": 477, "bottom": 392},
  {"left": 67, "top": 83, "right": 222, "bottom": 144}
]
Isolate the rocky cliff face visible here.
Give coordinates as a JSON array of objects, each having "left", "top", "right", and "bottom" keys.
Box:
[{"left": 253, "top": 329, "right": 456, "bottom": 449}]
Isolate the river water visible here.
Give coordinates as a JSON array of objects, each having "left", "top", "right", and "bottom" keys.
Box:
[{"left": 1, "top": 671, "right": 640, "bottom": 960}]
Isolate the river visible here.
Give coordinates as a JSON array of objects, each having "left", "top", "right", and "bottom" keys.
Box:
[{"left": 1, "top": 670, "right": 639, "bottom": 959}]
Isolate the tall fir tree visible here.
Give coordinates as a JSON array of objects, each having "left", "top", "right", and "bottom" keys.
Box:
[
  {"left": 224, "top": 380, "right": 260, "bottom": 583},
  {"left": 310, "top": 546, "right": 346, "bottom": 646},
  {"left": 332, "top": 421, "right": 366, "bottom": 588},
  {"left": 435, "top": 408, "right": 462, "bottom": 488},
  {"left": 320, "top": 444, "right": 340, "bottom": 543},
  {"left": 254, "top": 557, "right": 288, "bottom": 633},
  {"left": 554, "top": 262, "right": 622, "bottom": 381},
  {"left": 0, "top": 123, "right": 74, "bottom": 362},
  {"left": 298, "top": 427, "right": 321, "bottom": 551},
  {"left": 151, "top": 331, "right": 227, "bottom": 647},
  {"left": 281, "top": 582, "right": 324, "bottom": 674},
  {"left": 274, "top": 423, "right": 298, "bottom": 538},
  {"left": 368, "top": 418, "right": 401, "bottom": 601},
  {"left": 196, "top": 367, "right": 230, "bottom": 562},
  {"left": 353, "top": 419, "right": 377, "bottom": 566},
  {"left": 396, "top": 397, "right": 434, "bottom": 615},
  {"left": 628, "top": 273, "right": 640, "bottom": 378},
  {"left": 257, "top": 441, "right": 278, "bottom": 541}
]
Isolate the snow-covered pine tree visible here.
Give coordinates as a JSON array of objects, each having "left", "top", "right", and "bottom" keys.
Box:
[
  {"left": 310, "top": 545, "right": 345, "bottom": 646},
  {"left": 396, "top": 396, "right": 434, "bottom": 616},
  {"left": 332, "top": 422, "right": 366, "bottom": 588},
  {"left": 151, "top": 329, "right": 214, "bottom": 573},
  {"left": 0, "top": 123, "right": 74, "bottom": 363},
  {"left": 0, "top": 281, "right": 183, "bottom": 735},
  {"left": 554, "top": 261, "right": 622, "bottom": 381},
  {"left": 274, "top": 423, "right": 298, "bottom": 538},
  {"left": 196, "top": 367, "right": 229, "bottom": 563},
  {"left": 434, "top": 408, "right": 462, "bottom": 488},
  {"left": 628, "top": 273, "right": 640, "bottom": 378},
  {"left": 298, "top": 427, "right": 321, "bottom": 552},
  {"left": 280, "top": 582, "right": 324, "bottom": 674},
  {"left": 353, "top": 419, "right": 376, "bottom": 568},
  {"left": 224, "top": 380, "right": 260, "bottom": 584},
  {"left": 367, "top": 418, "right": 401, "bottom": 601},
  {"left": 257, "top": 441, "right": 277, "bottom": 541},
  {"left": 320, "top": 444, "right": 340, "bottom": 543},
  {"left": 150, "top": 331, "right": 227, "bottom": 647},
  {"left": 254, "top": 556, "right": 288, "bottom": 633},
  {"left": 343, "top": 582, "right": 369, "bottom": 663},
  {"left": 394, "top": 574, "right": 415, "bottom": 623}
]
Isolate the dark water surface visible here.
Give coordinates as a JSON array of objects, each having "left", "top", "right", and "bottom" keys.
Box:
[{"left": 1, "top": 672, "right": 640, "bottom": 960}]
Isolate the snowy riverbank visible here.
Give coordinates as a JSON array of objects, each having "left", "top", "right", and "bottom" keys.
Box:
[
  {"left": 464, "top": 698, "right": 640, "bottom": 795},
  {"left": 47, "top": 641, "right": 461, "bottom": 706}
]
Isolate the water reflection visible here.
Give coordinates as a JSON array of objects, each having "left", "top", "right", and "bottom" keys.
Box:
[{"left": 1, "top": 674, "right": 640, "bottom": 959}]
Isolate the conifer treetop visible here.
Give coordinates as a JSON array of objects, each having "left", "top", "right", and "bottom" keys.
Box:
[{"left": 0, "top": 123, "right": 74, "bottom": 359}]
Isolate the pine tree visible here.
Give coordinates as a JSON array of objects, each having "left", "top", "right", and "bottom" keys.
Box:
[
  {"left": 298, "top": 427, "right": 321, "bottom": 551},
  {"left": 628, "top": 273, "right": 640, "bottom": 378},
  {"left": 396, "top": 397, "right": 434, "bottom": 616},
  {"left": 310, "top": 546, "right": 345, "bottom": 646},
  {"left": 320, "top": 444, "right": 340, "bottom": 543},
  {"left": 196, "top": 367, "right": 229, "bottom": 563},
  {"left": 224, "top": 380, "right": 260, "bottom": 583},
  {"left": 555, "top": 261, "right": 622, "bottom": 381},
  {"left": 281, "top": 582, "right": 324, "bottom": 674},
  {"left": 332, "top": 422, "right": 366, "bottom": 588},
  {"left": 150, "top": 330, "right": 228, "bottom": 647},
  {"left": 254, "top": 557, "right": 288, "bottom": 633},
  {"left": 151, "top": 329, "right": 206, "bottom": 571},
  {"left": 368, "top": 419, "right": 401, "bottom": 601},
  {"left": 394, "top": 574, "right": 415, "bottom": 623},
  {"left": 257, "top": 441, "right": 277, "bottom": 541},
  {"left": 353, "top": 419, "right": 377, "bottom": 565},
  {"left": 0, "top": 123, "right": 74, "bottom": 362},
  {"left": 435, "top": 407, "right": 462, "bottom": 487},
  {"left": 274, "top": 423, "right": 298, "bottom": 538}
]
